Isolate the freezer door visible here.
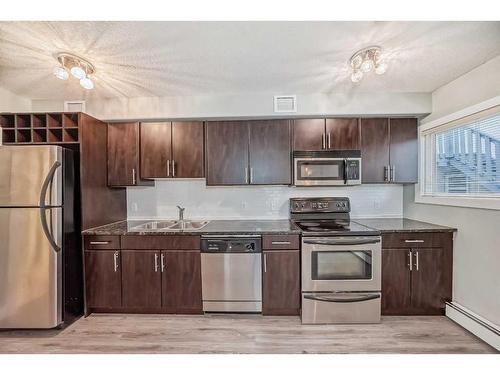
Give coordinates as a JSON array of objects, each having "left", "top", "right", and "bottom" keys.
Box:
[
  {"left": 0, "top": 146, "right": 63, "bottom": 207},
  {"left": 0, "top": 207, "right": 62, "bottom": 328}
]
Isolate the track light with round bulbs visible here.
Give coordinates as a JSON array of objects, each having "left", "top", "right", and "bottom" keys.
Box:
[{"left": 53, "top": 52, "right": 95, "bottom": 90}]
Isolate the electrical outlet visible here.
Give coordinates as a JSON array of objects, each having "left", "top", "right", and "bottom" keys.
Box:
[
  {"left": 132, "top": 203, "right": 138, "bottom": 212},
  {"left": 373, "top": 200, "right": 381, "bottom": 210}
]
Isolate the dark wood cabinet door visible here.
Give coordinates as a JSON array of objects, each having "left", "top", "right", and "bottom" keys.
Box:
[
  {"left": 140, "top": 122, "right": 172, "bottom": 178},
  {"left": 381, "top": 249, "right": 411, "bottom": 315},
  {"left": 205, "top": 121, "right": 249, "bottom": 185},
  {"left": 326, "top": 118, "right": 360, "bottom": 150},
  {"left": 85, "top": 251, "right": 122, "bottom": 309},
  {"left": 292, "top": 119, "right": 325, "bottom": 151},
  {"left": 172, "top": 121, "right": 204, "bottom": 178},
  {"left": 162, "top": 251, "right": 203, "bottom": 314},
  {"left": 108, "top": 122, "right": 140, "bottom": 186},
  {"left": 410, "top": 248, "right": 452, "bottom": 315},
  {"left": 262, "top": 250, "right": 300, "bottom": 315},
  {"left": 389, "top": 118, "right": 418, "bottom": 183},
  {"left": 121, "top": 250, "right": 162, "bottom": 309},
  {"left": 249, "top": 120, "right": 291, "bottom": 185},
  {"left": 360, "top": 118, "right": 390, "bottom": 183}
]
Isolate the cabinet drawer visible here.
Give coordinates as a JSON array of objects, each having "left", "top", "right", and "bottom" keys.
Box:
[
  {"left": 262, "top": 235, "right": 300, "bottom": 250},
  {"left": 121, "top": 235, "right": 200, "bottom": 250},
  {"left": 84, "top": 235, "right": 120, "bottom": 250},
  {"left": 382, "top": 232, "right": 452, "bottom": 249}
]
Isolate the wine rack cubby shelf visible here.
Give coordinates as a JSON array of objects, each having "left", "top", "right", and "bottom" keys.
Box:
[{"left": 1, "top": 112, "right": 80, "bottom": 145}]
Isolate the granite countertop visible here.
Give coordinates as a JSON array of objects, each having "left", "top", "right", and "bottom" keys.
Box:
[
  {"left": 353, "top": 218, "right": 457, "bottom": 233},
  {"left": 82, "top": 219, "right": 301, "bottom": 236}
]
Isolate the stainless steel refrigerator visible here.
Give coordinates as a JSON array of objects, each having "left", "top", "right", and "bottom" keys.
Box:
[{"left": 0, "top": 145, "right": 82, "bottom": 329}]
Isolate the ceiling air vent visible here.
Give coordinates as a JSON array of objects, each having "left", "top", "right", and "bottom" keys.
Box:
[
  {"left": 274, "top": 95, "right": 297, "bottom": 113},
  {"left": 64, "top": 100, "right": 86, "bottom": 112}
]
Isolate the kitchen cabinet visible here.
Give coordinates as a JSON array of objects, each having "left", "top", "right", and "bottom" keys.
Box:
[
  {"left": 389, "top": 118, "right": 418, "bottom": 183},
  {"left": 293, "top": 119, "right": 325, "bottom": 151},
  {"left": 360, "top": 117, "right": 418, "bottom": 183},
  {"left": 84, "top": 250, "right": 122, "bottom": 309},
  {"left": 381, "top": 232, "right": 453, "bottom": 315},
  {"left": 140, "top": 121, "right": 204, "bottom": 179},
  {"left": 206, "top": 121, "right": 249, "bottom": 185},
  {"left": 326, "top": 118, "right": 360, "bottom": 150},
  {"left": 162, "top": 251, "right": 203, "bottom": 314},
  {"left": 206, "top": 120, "right": 291, "bottom": 185},
  {"left": 293, "top": 118, "right": 360, "bottom": 151},
  {"left": 261, "top": 235, "right": 300, "bottom": 315},
  {"left": 121, "top": 250, "right": 162, "bottom": 309},
  {"left": 107, "top": 122, "right": 153, "bottom": 187},
  {"left": 249, "top": 120, "right": 291, "bottom": 185},
  {"left": 360, "top": 118, "right": 390, "bottom": 183}
]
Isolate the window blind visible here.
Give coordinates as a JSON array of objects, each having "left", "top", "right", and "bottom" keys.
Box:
[{"left": 422, "top": 107, "right": 500, "bottom": 196}]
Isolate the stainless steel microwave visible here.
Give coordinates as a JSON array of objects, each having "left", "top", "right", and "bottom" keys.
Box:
[{"left": 293, "top": 151, "right": 361, "bottom": 186}]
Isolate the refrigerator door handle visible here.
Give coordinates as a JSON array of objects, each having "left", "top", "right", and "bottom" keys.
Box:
[{"left": 39, "top": 161, "right": 62, "bottom": 253}]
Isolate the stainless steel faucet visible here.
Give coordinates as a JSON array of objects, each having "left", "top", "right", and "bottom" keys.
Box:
[{"left": 176, "top": 205, "right": 185, "bottom": 221}]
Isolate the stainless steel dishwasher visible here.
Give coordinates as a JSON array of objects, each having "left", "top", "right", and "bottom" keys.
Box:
[{"left": 201, "top": 236, "right": 262, "bottom": 312}]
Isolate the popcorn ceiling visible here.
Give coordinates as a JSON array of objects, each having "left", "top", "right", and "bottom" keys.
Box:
[{"left": 0, "top": 21, "right": 499, "bottom": 101}]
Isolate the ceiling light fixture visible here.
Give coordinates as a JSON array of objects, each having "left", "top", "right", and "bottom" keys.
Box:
[
  {"left": 349, "top": 46, "right": 387, "bottom": 83},
  {"left": 53, "top": 52, "right": 95, "bottom": 90}
]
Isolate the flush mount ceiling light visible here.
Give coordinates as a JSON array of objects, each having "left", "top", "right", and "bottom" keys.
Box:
[
  {"left": 349, "top": 46, "right": 387, "bottom": 83},
  {"left": 53, "top": 52, "right": 96, "bottom": 90}
]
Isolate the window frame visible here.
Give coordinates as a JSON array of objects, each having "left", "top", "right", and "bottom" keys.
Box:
[{"left": 415, "top": 95, "right": 500, "bottom": 211}]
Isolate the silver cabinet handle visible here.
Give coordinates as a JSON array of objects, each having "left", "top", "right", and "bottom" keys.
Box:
[
  {"left": 132, "top": 168, "right": 136, "bottom": 185},
  {"left": 245, "top": 167, "right": 249, "bottom": 184},
  {"left": 390, "top": 165, "right": 395, "bottom": 182},
  {"left": 167, "top": 160, "right": 170, "bottom": 177},
  {"left": 113, "top": 251, "right": 119, "bottom": 272},
  {"left": 161, "top": 253, "right": 165, "bottom": 272},
  {"left": 263, "top": 253, "right": 267, "bottom": 273},
  {"left": 250, "top": 168, "right": 253, "bottom": 184},
  {"left": 271, "top": 241, "right": 290, "bottom": 245},
  {"left": 90, "top": 241, "right": 110, "bottom": 245},
  {"left": 408, "top": 250, "right": 413, "bottom": 271},
  {"left": 322, "top": 133, "right": 326, "bottom": 149},
  {"left": 154, "top": 253, "right": 159, "bottom": 272},
  {"left": 327, "top": 133, "right": 331, "bottom": 149},
  {"left": 172, "top": 160, "right": 176, "bottom": 177},
  {"left": 405, "top": 239, "right": 424, "bottom": 243},
  {"left": 384, "top": 166, "right": 389, "bottom": 182},
  {"left": 414, "top": 251, "right": 419, "bottom": 271}
]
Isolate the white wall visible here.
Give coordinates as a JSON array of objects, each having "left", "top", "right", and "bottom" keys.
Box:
[
  {"left": 128, "top": 181, "right": 403, "bottom": 220},
  {"left": 31, "top": 92, "right": 431, "bottom": 121},
  {"left": 403, "top": 54, "right": 500, "bottom": 326},
  {"left": 0, "top": 86, "right": 31, "bottom": 112}
]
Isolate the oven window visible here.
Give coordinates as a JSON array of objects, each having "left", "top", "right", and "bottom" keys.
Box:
[
  {"left": 297, "top": 161, "right": 343, "bottom": 180},
  {"left": 311, "top": 251, "right": 372, "bottom": 280}
]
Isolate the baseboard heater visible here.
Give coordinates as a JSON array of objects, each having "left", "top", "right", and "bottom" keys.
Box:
[{"left": 446, "top": 302, "right": 500, "bottom": 351}]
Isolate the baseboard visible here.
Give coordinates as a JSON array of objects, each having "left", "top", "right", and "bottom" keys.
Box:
[{"left": 446, "top": 302, "right": 500, "bottom": 351}]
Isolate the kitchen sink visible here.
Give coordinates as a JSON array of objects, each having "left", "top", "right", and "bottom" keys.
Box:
[{"left": 130, "top": 220, "right": 209, "bottom": 232}]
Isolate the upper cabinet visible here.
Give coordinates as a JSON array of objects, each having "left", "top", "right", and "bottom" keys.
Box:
[
  {"left": 140, "top": 121, "right": 204, "bottom": 179},
  {"left": 108, "top": 122, "right": 153, "bottom": 187},
  {"left": 360, "top": 118, "right": 418, "bottom": 183},
  {"left": 206, "top": 120, "right": 291, "bottom": 185},
  {"left": 293, "top": 118, "right": 360, "bottom": 151},
  {"left": 293, "top": 119, "right": 325, "bottom": 151}
]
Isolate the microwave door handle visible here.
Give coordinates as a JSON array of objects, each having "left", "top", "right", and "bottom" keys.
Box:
[
  {"left": 343, "top": 159, "right": 348, "bottom": 184},
  {"left": 303, "top": 238, "right": 381, "bottom": 246},
  {"left": 304, "top": 294, "right": 380, "bottom": 303}
]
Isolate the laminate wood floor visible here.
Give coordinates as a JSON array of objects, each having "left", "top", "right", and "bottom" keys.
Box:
[{"left": 0, "top": 314, "right": 496, "bottom": 354}]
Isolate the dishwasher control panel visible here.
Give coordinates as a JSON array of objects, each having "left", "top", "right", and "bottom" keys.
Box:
[{"left": 201, "top": 237, "right": 262, "bottom": 253}]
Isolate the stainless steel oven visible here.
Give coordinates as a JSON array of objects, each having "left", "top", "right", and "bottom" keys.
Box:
[
  {"left": 293, "top": 151, "right": 361, "bottom": 186},
  {"left": 302, "top": 236, "right": 381, "bottom": 292}
]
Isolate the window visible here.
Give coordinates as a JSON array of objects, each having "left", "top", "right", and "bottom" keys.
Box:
[{"left": 420, "top": 106, "right": 500, "bottom": 200}]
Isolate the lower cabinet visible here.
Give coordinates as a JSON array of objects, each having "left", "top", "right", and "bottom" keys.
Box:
[
  {"left": 381, "top": 232, "right": 453, "bottom": 315},
  {"left": 85, "top": 250, "right": 122, "bottom": 309},
  {"left": 84, "top": 235, "right": 203, "bottom": 314},
  {"left": 261, "top": 235, "right": 301, "bottom": 316}
]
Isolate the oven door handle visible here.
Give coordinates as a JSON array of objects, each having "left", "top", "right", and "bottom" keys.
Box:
[
  {"left": 303, "top": 238, "right": 380, "bottom": 246},
  {"left": 304, "top": 294, "right": 380, "bottom": 303}
]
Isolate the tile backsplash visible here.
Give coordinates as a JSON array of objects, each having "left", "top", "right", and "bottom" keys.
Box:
[{"left": 127, "top": 180, "right": 403, "bottom": 220}]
